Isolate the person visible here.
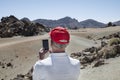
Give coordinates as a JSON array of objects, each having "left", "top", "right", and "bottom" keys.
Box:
[{"left": 33, "top": 26, "right": 80, "bottom": 80}]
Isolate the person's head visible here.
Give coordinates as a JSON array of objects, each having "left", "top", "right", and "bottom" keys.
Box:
[{"left": 50, "top": 26, "right": 70, "bottom": 52}]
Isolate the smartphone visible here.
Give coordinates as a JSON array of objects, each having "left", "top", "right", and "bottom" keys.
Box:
[{"left": 42, "top": 39, "right": 49, "bottom": 50}]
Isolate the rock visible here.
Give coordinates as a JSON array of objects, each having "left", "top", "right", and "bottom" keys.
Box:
[
  {"left": 86, "top": 35, "right": 93, "bottom": 39},
  {"left": 83, "top": 47, "right": 97, "bottom": 53},
  {"left": 0, "top": 62, "right": 5, "bottom": 69},
  {"left": 116, "top": 44, "right": 120, "bottom": 54},
  {"left": 17, "top": 74, "right": 25, "bottom": 78},
  {"left": 0, "top": 61, "right": 1, "bottom": 66},
  {"left": 99, "top": 32, "right": 120, "bottom": 40},
  {"left": 6, "top": 62, "right": 13, "bottom": 68},
  {"left": 92, "top": 59, "right": 104, "bottom": 67},
  {"left": 80, "top": 56, "right": 94, "bottom": 64},
  {"left": 11, "top": 67, "right": 33, "bottom": 80},
  {"left": 12, "top": 74, "right": 25, "bottom": 80},
  {"left": 83, "top": 52, "right": 92, "bottom": 56},
  {"left": 2, "top": 66, "right": 5, "bottom": 68},
  {"left": 71, "top": 52, "right": 82, "bottom": 57},
  {"left": 101, "top": 40, "right": 107, "bottom": 47},
  {"left": 15, "top": 55, "right": 19, "bottom": 58},
  {"left": 80, "top": 65, "right": 87, "bottom": 69}
]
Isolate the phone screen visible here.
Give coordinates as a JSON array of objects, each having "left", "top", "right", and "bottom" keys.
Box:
[{"left": 42, "top": 39, "right": 49, "bottom": 50}]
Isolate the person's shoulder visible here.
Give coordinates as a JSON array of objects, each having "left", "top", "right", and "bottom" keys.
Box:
[
  {"left": 33, "top": 59, "right": 51, "bottom": 73},
  {"left": 33, "top": 60, "right": 43, "bottom": 69},
  {"left": 34, "top": 57, "right": 52, "bottom": 67},
  {"left": 69, "top": 57, "right": 80, "bottom": 65}
]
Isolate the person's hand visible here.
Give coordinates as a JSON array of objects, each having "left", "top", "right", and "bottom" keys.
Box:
[{"left": 39, "top": 48, "right": 48, "bottom": 60}]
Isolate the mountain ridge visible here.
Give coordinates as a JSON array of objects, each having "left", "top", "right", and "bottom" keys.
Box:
[
  {"left": 113, "top": 20, "right": 120, "bottom": 26},
  {"left": 33, "top": 16, "right": 107, "bottom": 28}
]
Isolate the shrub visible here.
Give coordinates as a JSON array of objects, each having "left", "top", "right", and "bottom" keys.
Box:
[
  {"left": 98, "top": 46, "right": 117, "bottom": 59},
  {"left": 108, "top": 38, "right": 120, "bottom": 46}
]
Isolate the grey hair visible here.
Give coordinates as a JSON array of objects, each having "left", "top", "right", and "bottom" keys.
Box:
[{"left": 52, "top": 41, "right": 68, "bottom": 49}]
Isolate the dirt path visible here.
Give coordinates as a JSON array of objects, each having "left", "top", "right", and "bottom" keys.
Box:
[
  {"left": 0, "top": 34, "right": 99, "bottom": 54},
  {"left": 0, "top": 34, "right": 49, "bottom": 48},
  {"left": 66, "top": 35, "right": 100, "bottom": 54}
]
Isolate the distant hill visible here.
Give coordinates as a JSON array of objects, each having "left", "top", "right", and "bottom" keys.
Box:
[
  {"left": 113, "top": 20, "right": 120, "bottom": 26},
  {"left": 79, "top": 19, "right": 106, "bottom": 28},
  {"left": 33, "top": 17, "right": 79, "bottom": 28},
  {"left": 33, "top": 17, "right": 106, "bottom": 28}
]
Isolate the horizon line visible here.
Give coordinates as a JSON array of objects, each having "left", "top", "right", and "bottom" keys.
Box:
[{"left": 0, "top": 15, "right": 119, "bottom": 24}]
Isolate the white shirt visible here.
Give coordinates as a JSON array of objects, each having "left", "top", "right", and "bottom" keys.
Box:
[{"left": 33, "top": 53, "right": 80, "bottom": 80}]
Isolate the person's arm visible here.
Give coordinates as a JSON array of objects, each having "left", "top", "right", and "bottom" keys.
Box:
[{"left": 33, "top": 48, "right": 48, "bottom": 80}]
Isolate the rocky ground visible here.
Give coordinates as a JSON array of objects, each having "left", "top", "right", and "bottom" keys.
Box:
[
  {"left": 71, "top": 32, "right": 120, "bottom": 69},
  {"left": 0, "top": 26, "right": 120, "bottom": 80}
]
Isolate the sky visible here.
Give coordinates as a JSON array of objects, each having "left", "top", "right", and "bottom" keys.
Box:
[{"left": 0, "top": 0, "right": 120, "bottom": 23}]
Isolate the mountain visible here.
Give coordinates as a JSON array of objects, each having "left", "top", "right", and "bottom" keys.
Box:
[
  {"left": 33, "top": 17, "right": 79, "bottom": 28},
  {"left": 79, "top": 19, "right": 106, "bottom": 28},
  {"left": 33, "top": 17, "right": 106, "bottom": 28},
  {"left": 113, "top": 20, "right": 120, "bottom": 26}
]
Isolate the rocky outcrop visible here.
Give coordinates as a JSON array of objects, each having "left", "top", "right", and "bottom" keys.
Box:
[
  {"left": 0, "top": 15, "right": 49, "bottom": 38},
  {"left": 71, "top": 32, "right": 120, "bottom": 69},
  {"left": 98, "top": 32, "right": 120, "bottom": 40}
]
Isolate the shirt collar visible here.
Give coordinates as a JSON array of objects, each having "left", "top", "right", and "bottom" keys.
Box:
[{"left": 50, "top": 53, "right": 67, "bottom": 57}]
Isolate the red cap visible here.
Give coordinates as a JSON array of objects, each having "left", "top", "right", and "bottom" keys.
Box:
[{"left": 50, "top": 26, "right": 70, "bottom": 44}]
